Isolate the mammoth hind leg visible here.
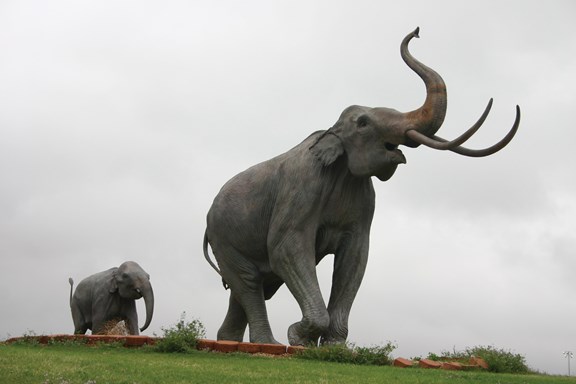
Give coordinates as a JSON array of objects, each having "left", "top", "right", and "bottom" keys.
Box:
[
  {"left": 216, "top": 252, "right": 279, "bottom": 344},
  {"left": 217, "top": 294, "right": 247, "bottom": 342},
  {"left": 218, "top": 283, "right": 279, "bottom": 344}
]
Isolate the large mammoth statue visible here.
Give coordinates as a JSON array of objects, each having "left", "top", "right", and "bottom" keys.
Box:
[
  {"left": 203, "top": 28, "right": 520, "bottom": 346},
  {"left": 69, "top": 261, "right": 154, "bottom": 335}
]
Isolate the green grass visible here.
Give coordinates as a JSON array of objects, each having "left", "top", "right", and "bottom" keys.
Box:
[{"left": 1, "top": 343, "right": 574, "bottom": 384}]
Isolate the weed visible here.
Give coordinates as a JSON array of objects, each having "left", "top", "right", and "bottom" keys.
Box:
[
  {"left": 10, "top": 330, "right": 40, "bottom": 346},
  {"left": 296, "top": 341, "right": 397, "bottom": 366},
  {"left": 425, "top": 345, "right": 530, "bottom": 374},
  {"left": 467, "top": 345, "right": 530, "bottom": 374},
  {"left": 154, "top": 312, "right": 206, "bottom": 353}
]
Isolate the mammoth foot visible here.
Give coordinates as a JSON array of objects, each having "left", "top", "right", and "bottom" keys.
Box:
[
  {"left": 218, "top": 325, "right": 280, "bottom": 344},
  {"left": 217, "top": 322, "right": 246, "bottom": 342},
  {"left": 287, "top": 321, "right": 327, "bottom": 346}
]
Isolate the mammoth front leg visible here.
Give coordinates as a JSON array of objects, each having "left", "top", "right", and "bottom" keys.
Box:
[
  {"left": 121, "top": 300, "right": 140, "bottom": 335},
  {"left": 270, "top": 236, "right": 329, "bottom": 346},
  {"left": 320, "top": 234, "right": 369, "bottom": 345}
]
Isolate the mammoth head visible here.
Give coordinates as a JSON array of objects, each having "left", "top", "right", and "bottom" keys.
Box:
[
  {"left": 310, "top": 27, "right": 520, "bottom": 181},
  {"left": 112, "top": 261, "right": 151, "bottom": 300},
  {"left": 110, "top": 261, "right": 154, "bottom": 332}
]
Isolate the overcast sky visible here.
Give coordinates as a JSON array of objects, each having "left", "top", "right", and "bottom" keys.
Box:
[{"left": 1, "top": 0, "right": 575, "bottom": 376}]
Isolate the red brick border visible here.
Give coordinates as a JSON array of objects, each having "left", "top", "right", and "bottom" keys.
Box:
[
  {"left": 393, "top": 357, "right": 415, "bottom": 368},
  {"left": 259, "top": 343, "right": 287, "bottom": 355},
  {"left": 238, "top": 342, "right": 261, "bottom": 354},
  {"left": 213, "top": 340, "right": 239, "bottom": 353},
  {"left": 287, "top": 345, "right": 306, "bottom": 355},
  {"left": 195, "top": 339, "right": 295, "bottom": 356},
  {"left": 196, "top": 339, "right": 216, "bottom": 350},
  {"left": 419, "top": 359, "right": 443, "bottom": 369},
  {"left": 391, "top": 356, "right": 488, "bottom": 371}
]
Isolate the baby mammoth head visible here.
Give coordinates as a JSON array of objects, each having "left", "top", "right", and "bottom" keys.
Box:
[{"left": 111, "top": 261, "right": 151, "bottom": 300}]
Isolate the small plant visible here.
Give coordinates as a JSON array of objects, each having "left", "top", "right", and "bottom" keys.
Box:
[
  {"left": 425, "top": 345, "right": 530, "bottom": 374},
  {"left": 154, "top": 312, "right": 206, "bottom": 353},
  {"left": 467, "top": 345, "right": 530, "bottom": 374},
  {"left": 296, "top": 341, "right": 396, "bottom": 366},
  {"left": 12, "top": 330, "right": 40, "bottom": 345}
]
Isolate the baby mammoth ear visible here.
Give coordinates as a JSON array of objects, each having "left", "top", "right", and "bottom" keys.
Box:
[
  {"left": 108, "top": 269, "right": 119, "bottom": 294},
  {"left": 309, "top": 131, "right": 344, "bottom": 166}
]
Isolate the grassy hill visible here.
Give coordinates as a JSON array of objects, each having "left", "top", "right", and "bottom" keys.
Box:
[{"left": 1, "top": 343, "right": 574, "bottom": 384}]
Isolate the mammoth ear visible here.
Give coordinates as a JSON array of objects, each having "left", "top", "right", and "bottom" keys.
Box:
[
  {"left": 309, "top": 131, "right": 344, "bottom": 166},
  {"left": 109, "top": 269, "right": 119, "bottom": 294}
]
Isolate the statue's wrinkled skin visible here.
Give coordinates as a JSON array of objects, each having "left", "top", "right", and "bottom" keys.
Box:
[{"left": 204, "top": 27, "right": 520, "bottom": 346}]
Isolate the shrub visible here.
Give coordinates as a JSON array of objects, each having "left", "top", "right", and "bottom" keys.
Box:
[
  {"left": 467, "top": 345, "right": 530, "bottom": 374},
  {"left": 425, "top": 345, "right": 530, "bottom": 374},
  {"left": 154, "top": 312, "right": 206, "bottom": 353},
  {"left": 296, "top": 342, "right": 396, "bottom": 366}
]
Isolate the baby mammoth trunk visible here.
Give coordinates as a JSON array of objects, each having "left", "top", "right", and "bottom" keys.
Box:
[{"left": 140, "top": 284, "right": 154, "bottom": 332}]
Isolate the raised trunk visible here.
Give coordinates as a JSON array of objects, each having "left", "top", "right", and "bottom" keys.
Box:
[
  {"left": 140, "top": 284, "right": 154, "bottom": 332},
  {"left": 401, "top": 27, "right": 448, "bottom": 147}
]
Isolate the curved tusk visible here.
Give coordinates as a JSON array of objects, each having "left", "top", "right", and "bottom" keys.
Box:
[
  {"left": 405, "top": 98, "right": 493, "bottom": 150},
  {"left": 448, "top": 105, "right": 520, "bottom": 157},
  {"left": 440, "top": 105, "right": 521, "bottom": 157}
]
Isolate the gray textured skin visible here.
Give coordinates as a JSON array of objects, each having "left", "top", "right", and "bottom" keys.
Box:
[
  {"left": 204, "top": 28, "right": 515, "bottom": 346},
  {"left": 69, "top": 261, "right": 154, "bottom": 335}
]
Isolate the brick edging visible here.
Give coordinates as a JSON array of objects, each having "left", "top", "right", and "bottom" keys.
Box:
[
  {"left": 197, "top": 339, "right": 305, "bottom": 355},
  {"left": 393, "top": 357, "right": 489, "bottom": 371}
]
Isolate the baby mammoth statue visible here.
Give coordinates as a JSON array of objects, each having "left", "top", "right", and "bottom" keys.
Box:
[{"left": 69, "top": 261, "right": 154, "bottom": 335}]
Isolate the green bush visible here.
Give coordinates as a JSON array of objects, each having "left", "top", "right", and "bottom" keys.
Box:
[
  {"left": 154, "top": 312, "right": 206, "bottom": 353},
  {"left": 467, "top": 345, "right": 530, "bottom": 374},
  {"left": 296, "top": 342, "right": 396, "bottom": 366},
  {"left": 425, "top": 345, "right": 530, "bottom": 374}
]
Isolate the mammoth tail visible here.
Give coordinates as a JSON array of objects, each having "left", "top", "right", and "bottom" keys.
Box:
[
  {"left": 68, "top": 277, "right": 74, "bottom": 307},
  {"left": 203, "top": 229, "right": 229, "bottom": 290}
]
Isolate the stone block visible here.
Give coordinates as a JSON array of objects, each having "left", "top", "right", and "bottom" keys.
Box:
[
  {"left": 393, "top": 357, "right": 415, "bottom": 368},
  {"left": 441, "top": 362, "right": 462, "bottom": 370},
  {"left": 238, "top": 342, "right": 261, "bottom": 354},
  {"left": 287, "top": 345, "right": 306, "bottom": 355},
  {"left": 82, "top": 335, "right": 95, "bottom": 345},
  {"left": 124, "top": 336, "right": 148, "bottom": 347},
  {"left": 419, "top": 359, "right": 443, "bottom": 369},
  {"left": 86, "top": 335, "right": 122, "bottom": 345},
  {"left": 196, "top": 339, "right": 216, "bottom": 351},
  {"left": 52, "top": 334, "right": 77, "bottom": 343},
  {"left": 259, "top": 343, "right": 287, "bottom": 355},
  {"left": 470, "top": 356, "right": 489, "bottom": 369},
  {"left": 214, "top": 340, "right": 239, "bottom": 353}
]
